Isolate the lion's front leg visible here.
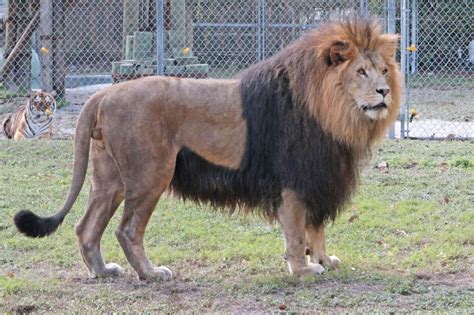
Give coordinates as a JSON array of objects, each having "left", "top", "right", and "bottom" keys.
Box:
[
  {"left": 278, "top": 190, "right": 325, "bottom": 276},
  {"left": 305, "top": 225, "right": 341, "bottom": 270}
]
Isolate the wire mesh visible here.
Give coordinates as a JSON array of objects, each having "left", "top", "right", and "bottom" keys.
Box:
[
  {"left": 0, "top": 0, "right": 472, "bottom": 139},
  {"left": 404, "top": 0, "right": 473, "bottom": 139}
]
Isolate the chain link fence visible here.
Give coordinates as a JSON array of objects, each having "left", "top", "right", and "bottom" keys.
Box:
[
  {"left": 0, "top": 0, "right": 472, "bottom": 139},
  {"left": 401, "top": 0, "right": 473, "bottom": 139}
]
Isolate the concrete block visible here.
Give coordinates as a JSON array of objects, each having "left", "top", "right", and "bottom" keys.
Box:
[
  {"left": 133, "top": 31, "right": 153, "bottom": 60},
  {"left": 185, "top": 64, "right": 209, "bottom": 75},
  {"left": 175, "top": 56, "right": 198, "bottom": 66},
  {"left": 165, "top": 65, "right": 186, "bottom": 75}
]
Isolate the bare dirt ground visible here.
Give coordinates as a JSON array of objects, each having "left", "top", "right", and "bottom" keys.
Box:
[
  {"left": 410, "top": 87, "right": 474, "bottom": 122},
  {"left": 3, "top": 262, "right": 473, "bottom": 313}
]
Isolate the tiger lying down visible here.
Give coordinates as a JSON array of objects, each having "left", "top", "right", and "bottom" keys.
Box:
[
  {"left": 14, "top": 18, "right": 401, "bottom": 281},
  {"left": 2, "top": 91, "right": 56, "bottom": 140}
]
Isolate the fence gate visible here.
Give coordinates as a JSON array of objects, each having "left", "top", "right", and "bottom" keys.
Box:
[{"left": 400, "top": 0, "right": 473, "bottom": 139}]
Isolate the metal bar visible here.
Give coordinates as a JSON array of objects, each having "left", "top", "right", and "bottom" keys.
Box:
[
  {"left": 386, "top": 0, "right": 396, "bottom": 34},
  {"left": 407, "top": 137, "right": 473, "bottom": 141},
  {"left": 192, "top": 22, "right": 321, "bottom": 29},
  {"left": 261, "top": 0, "right": 266, "bottom": 59},
  {"left": 156, "top": 0, "right": 164, "bottom": 76},
  {"left": 410, "top": 0, "right": 417, "bottom": 74},
  {"left": 256, "top": 0, "right": 261, "bottom": 61},
  {"left": 387, "top": 0, "right": 396, "bottom": 139},
  {"left": 400, "top": 0, "right": 409, "bottom": 138},
  {"left": 194, "top": 22, "right": 257, "bottom": 28},
  {"left": 359, "top": 0, "right": 368, "bottom": 17}
]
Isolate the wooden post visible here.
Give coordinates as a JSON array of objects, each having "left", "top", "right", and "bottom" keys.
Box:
[
  {"left": 123, "top": 0, "right": 140, "bottom": 57},
  {"left": 3, "top": 0, "right": 33, "bottom": 92},
  {"left": 52, "top": 0, "right": 66, "bottom": 99},
  {"left": 39, "top": 0, "right": 65, "bottom": 98},
  {"left": 0, "top": 11, "right": 40, "bottom": 79},
  {"left": 140, "top": 0, "right": 150, "bottom": 31},
  {"left": 169, "top": 0, "right": 189, "bottom": 57},
  {"left": 185, "top": 0, "right": 193, "bottom": 53},
  {"left": 39, "top": 0, "right": 53, "bottom": 91}
]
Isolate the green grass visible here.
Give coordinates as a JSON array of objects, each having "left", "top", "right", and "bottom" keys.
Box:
[{"left": 0, "top": 139, "right": 473, "bottom": 312}]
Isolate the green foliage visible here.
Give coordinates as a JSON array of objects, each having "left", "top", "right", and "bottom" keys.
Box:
[
  {"left": 449, "top": 158, "right": 474, "bottom": 169},
  {"left": 0, "top": 276, "right": 30, "bottom": 296}
]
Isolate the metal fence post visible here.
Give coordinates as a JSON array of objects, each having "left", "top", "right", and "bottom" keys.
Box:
[
  {"left": 256, "top": 0, "right": 262, "bottom": 62},
  {"left": 386, "top": 0, "right": 396, "bottom": 138},
  {"left": 400, "top": 0, "right": 410, "bottom": 138},
  {"left": 261, "top": 0, "right": 266, "bottom": 59},
  {"left": 410, "top": 0, "right": 417, "bottom": 74},
  {"left": 359, "top": 0, "right": 368, "bottom": 17},
  {"left": 156, "top": 0, "right": 164, "bottom": 76}
]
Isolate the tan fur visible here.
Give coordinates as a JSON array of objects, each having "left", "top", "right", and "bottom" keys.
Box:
[{"left": 19, "top": 19, "right": 401, "bottom": 280}]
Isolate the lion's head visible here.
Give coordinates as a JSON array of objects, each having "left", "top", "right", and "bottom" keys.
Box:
[{"left": 285, "top": 18, "right": 402, "bottom": 149}]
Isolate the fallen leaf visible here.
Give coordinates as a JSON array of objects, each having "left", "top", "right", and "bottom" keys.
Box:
[
  {"left": 415, "top": 272, "right": 432, "bottom": 280},
  {"left": 395, "top": 229, "right": 408, "bottom": 237},
  {"left": 348, "top": 214, "right": 359, "bottom": 223},
  {"left": 403, "top": 160, "right": 418, "bottom": 169}
]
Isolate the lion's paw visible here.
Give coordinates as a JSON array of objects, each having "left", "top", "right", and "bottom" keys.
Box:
[
  {"left": 328, "top": 255, "right": 341, "bottom": 268},
  {"left": 320, "top": 255, "right": 341, "bottom": 269},
  {"left": 309, "top": 254, "right": 341, "bottom": 269},
  {"left": 89, "top": 262, "right": 125, "bottom": 278},
  {"left": 139, "top": 266, "right": 173, "bottom": 281},
  {"left": 305, "top": 262, "right": 326, "bottom": 275},
  {"left": 292, "top": 262, "right": 325, "bottom": 276}
]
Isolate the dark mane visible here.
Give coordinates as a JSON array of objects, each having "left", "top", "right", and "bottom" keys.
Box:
[{"left": 169, "top": 48, "right": 358, "bottom": 227}]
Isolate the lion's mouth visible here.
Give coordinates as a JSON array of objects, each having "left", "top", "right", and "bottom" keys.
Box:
[{"left": 362, "top": 103, "right": 387, "bottom": 111}]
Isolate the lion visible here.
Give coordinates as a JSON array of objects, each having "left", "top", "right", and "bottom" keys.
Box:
[{"left": 14, "top": 18, "right": 401, "bottom": 280}]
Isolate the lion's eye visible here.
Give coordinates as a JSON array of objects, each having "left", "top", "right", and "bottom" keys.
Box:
[
  {"left": 382, "top": 68, "right": 388, "bottom": 75},
  {"left": 357, "top": 68, "right": 366, "bottom": 76}
]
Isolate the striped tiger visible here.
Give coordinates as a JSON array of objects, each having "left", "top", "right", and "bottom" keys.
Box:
[{"left": 2, "top": 91, "right": 56, "bottom": 140}]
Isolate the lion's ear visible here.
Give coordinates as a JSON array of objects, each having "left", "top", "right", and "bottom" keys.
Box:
[
  {"left": 378, "top": 34, "right": 399, "bottom": 58},
  {"left": 329, "top": 41, "right": 355, "bottom": 66}
]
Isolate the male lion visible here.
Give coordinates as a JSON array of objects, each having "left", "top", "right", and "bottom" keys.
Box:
[{"left": 14, "top": 18, "right": 401, "bottom": 280}]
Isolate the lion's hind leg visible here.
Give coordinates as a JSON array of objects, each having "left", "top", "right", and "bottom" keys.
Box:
[
  {"left": 305, "top": 225, "right": 341, "bottom": 271},
  {"left": 278, "top": 190, "right": 325, "bottom": 276},
  {"left": 75, "top": 141, "right": 125, "bottom": 278},
  {"left": 114, "top": 147, "right": 178, "bottom": 281}
]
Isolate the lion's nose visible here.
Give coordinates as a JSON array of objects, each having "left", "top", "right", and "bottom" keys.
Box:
[{"left": 376, "top": 88, "right": 390, "bottom": 97}]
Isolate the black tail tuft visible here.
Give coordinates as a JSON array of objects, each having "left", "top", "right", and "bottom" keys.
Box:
[{"left": 13, "top": 210, "right": 62, "bottom": 238}]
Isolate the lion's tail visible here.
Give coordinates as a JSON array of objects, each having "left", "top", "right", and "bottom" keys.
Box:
[{"left": 14, "top": 93, "right": 101, "bottom": 238}]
